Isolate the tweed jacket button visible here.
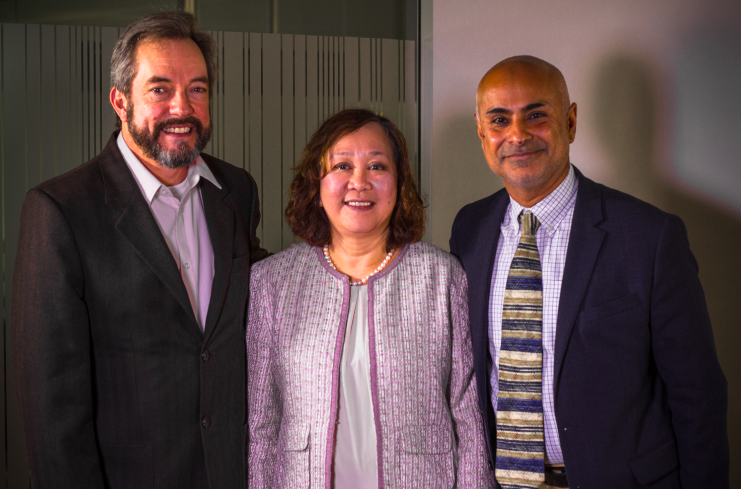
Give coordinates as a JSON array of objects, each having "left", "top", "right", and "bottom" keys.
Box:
[
  {"left": 201, "top": 350, "right": 210, "bottom": 361},
  {"left": 201, "top": 416, "right": 211, "bottom": 428}
]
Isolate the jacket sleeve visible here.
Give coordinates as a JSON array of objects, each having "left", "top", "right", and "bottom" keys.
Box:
[
  {"left": 448, "top": 265, "right": 496, "bottom": 488},
  {"left": 11, "top": 189, "right": 106, "bottom": 488},
  {"left": 246, "top": 264, "right": 281, "bottom": 488},
  {"left": 449, "top": 210, "right": 461, "bottom": 258},
  {"left": 245, "top": 170, "right": 271, "bottom": 264},
  {"left": 648, "top": 215, "right": 729, "bottom": 487}
]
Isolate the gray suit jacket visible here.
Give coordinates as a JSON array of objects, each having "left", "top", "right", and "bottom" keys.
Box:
[{"left": 12, "top": 131, "right": 267, "bottom": 489}]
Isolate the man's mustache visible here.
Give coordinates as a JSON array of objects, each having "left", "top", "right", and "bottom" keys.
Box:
[{"left": 499, "top": 142, "right": 546, "bottom": 158}]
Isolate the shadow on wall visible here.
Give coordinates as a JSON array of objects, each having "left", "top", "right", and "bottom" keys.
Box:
[
  {"left": 431, "top": 110, "right": 502, "bottom": 246},
  {"left": 592, "top": 55, "right": 741, "bottom": 483}
]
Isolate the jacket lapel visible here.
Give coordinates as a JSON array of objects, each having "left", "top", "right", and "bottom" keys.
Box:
[
  {"left": 100, "top": 133, "right": 199, "bottom": 331},
  {"left": 200, "top": 175, "right": 234, "bottom": 344},
  {"left": 468, "top": 192, "right": 510, "bottom": 363},
  {"left": 553, "top": 169, "right": 606, "bottom": 382},
  {"left": 463, "top": 191, "right": 509, "bottom": 469}
]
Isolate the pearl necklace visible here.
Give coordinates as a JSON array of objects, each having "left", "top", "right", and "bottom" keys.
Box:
[{"left": 323, "top": 245, "right": 394, "bottom": 286}]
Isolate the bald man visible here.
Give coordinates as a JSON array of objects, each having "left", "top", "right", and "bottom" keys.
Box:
[{"left": 449, "top": 56, "right": 728, "bottom": 489}]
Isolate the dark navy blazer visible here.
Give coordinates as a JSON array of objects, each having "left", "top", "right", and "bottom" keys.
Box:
[{"left": 450, "top": 168, "right": 729, "bottom": 488}]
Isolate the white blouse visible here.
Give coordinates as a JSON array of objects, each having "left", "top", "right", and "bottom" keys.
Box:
[{"left": 333, "top": 285, "right": 378, "bottom": 488}]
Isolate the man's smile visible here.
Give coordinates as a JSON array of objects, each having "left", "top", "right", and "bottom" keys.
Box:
[
  {"left": 162, "top": 126, "right": 192, "bottom": 134},
  {"left": 503, "top": 150, "right": 541, "bottom": 159}
]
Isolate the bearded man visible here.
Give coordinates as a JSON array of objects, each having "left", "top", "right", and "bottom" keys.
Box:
[{"left": 12, "top": 11, "right": 267, "bottom": 489}]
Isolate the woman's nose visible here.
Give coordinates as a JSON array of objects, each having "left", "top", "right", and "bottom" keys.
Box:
[{"left": 348, "top": 168, "right": 371, "bottom": 190}]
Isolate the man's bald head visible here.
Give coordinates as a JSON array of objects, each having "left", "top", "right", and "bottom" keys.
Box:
[
  {"left": 476, "top": 55, "right": 571, "bottom": 118},
  {"left": 473, "top": 55, "right": 577, "bottom": 207}
]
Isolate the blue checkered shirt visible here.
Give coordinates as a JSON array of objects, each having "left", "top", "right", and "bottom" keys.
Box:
[{"left": 489, "top": 164, "right": 578, "bottom": 464}]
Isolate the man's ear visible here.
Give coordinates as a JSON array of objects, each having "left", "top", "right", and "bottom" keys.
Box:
[
  {"left": 474, "top": 113, "right": 485, "bottom": 140},
  {"left": 567, "top": 102, "right": 577, "bottom": 143},
  {"left": 110, "top": 87, "right": 129, "bottom": 123}
]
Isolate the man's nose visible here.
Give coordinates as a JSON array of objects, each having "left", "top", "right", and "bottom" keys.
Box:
[
  {"left": 508, "top": 118, "right": 532, "bottom": 145},
  {"left": 169, "top": 89, "right": 194, "bottom": 116}
]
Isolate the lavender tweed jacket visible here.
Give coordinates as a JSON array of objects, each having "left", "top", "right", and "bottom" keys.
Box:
[{"left": 247, "top": 241, "right": 495, "bottom": 488}]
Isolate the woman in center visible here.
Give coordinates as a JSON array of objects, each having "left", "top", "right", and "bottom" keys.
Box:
[{"left": 247, "top": 109, "right": 494, "bottom": 488}]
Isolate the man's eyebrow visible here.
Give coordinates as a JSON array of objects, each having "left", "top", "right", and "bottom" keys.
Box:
[
  {"left": 485, "top": 107, "right": 511, "bottom": 116},
  {"left": 145, "top": 76, "right": 209, "bottom": 85},
  {"left": 146, "top": 76, "right": 171, "bottom": 84},
  {"left": 485, "top": 102, "right": 547, "bottom": 116},
  {"left": 523, "top": 102, "right": 546, "bottom": 111}
]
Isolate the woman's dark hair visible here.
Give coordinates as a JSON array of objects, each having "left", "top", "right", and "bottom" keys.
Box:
[{"left": 286, "top": 108, "right": 426, "bottom": 250}]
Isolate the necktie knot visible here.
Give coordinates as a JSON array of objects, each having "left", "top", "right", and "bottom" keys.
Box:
[{"left": 520, "top": 211, "right": 541, "bottom": 237}]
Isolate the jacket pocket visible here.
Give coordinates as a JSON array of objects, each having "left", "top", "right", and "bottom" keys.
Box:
[
  {"left": 231, "top": 254, "right": 252, "bottom": 274},
  {"left": 99, "top": 444, "right": 153, "bottom": 489},
  {"left": 395, "top": 425, "right": 454, "bottom": 488},
  {"left": 580, "top": 293, "right": 641, "bottom": 323},
  {"left": 276, "top": 422, "right": 310, "bottom": 488},
  {"left": 628, "top": 436, "right": 679, "bottom": 485},
  {"left": 281, "top": 422, "right": 310, "bottom": 451}
]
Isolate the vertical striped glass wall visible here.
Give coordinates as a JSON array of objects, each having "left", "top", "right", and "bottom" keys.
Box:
[
  {"left": 0, "top": 23, "right": 417, "bottom": 486},
  {"left": 207, "top": 32, "right": 418, "bottom": 252}
]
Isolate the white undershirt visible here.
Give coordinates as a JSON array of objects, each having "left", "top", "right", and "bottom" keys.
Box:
[{"left": 334, "top": 285, "right": 378, "bottom": 489}]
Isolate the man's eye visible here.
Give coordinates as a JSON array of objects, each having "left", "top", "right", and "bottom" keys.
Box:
[
  {"left": 530, "top": 112, "right": 545, "bottom": 119},
  {"left": 491, "top": 117, "right": 507, "bottom": 124},
  {"left": 151, "top": 87, "right": 165, "bottom": 94}
]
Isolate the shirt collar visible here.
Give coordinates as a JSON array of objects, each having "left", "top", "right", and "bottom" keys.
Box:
[
  {"left": 117, "top": 131, "right": 221, "bottom": 204},
  {"left": 504, "top": 164, "right": 578, "bottom": 236}
]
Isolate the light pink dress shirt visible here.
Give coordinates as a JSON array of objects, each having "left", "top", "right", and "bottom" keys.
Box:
[{"left": 117, "top": 133, "right": 218, "bottom": 331}]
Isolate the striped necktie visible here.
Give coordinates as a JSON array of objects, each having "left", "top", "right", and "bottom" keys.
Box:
[{"left": 496, "top": 211, "right": 545, "bottom": 488}]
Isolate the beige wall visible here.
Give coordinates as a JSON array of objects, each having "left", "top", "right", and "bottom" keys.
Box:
[{"left": 426, "top": 0, "right": 741, "bottom": 483}]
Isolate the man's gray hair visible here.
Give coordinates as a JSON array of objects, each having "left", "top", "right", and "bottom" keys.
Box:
[{"left": 110, "top": 11, "right": 216, "bottom": 127}]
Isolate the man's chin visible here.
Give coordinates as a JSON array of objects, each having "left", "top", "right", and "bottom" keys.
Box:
[
  {"left": 155, "top": 129, "right": 211, "bottom": 163},
  {"left": 501, "top": 169, "right": 551, "bottom": 190},
  {"left": 157, "top": 133, "right": 197, "bottom": 149},
  {"left": 502, "top": 153, "right": 543, "bottom": 168},
  {"left": 157, "top": 148, "right": 200, "bottom": 169},
  {"left": 158, "top": 143, "right": 197, "bottom": 156},
  {"left": 493, "top": 164, "right": 541, "bottom": 182}
]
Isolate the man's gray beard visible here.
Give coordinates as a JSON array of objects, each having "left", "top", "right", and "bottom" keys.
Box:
[{"left": 126, "top": 105, "right": 212, "bottom": 169}]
